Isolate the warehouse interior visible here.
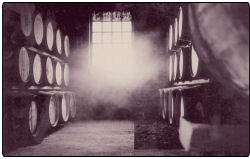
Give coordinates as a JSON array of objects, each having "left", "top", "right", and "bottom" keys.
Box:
[{"left": 2, "top": 3, "right": 249, "bottom": 156}]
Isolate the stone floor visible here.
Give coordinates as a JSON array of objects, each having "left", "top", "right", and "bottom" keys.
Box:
[{"left": 6, "top": 121, "right": 134, "bottom": 156}]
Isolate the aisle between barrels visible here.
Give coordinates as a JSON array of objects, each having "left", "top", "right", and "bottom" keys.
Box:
[{"left": 6, "top": 121, "right": 134, "bottom": 156}]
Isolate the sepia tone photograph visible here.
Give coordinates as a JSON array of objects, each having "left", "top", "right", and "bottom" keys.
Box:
[{"left": 2, "top": 2, "right": 249, "bottom": 156}]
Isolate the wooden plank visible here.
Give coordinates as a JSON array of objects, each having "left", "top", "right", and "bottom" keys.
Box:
[
  {"left": 27, "top": 46, "right": 65, "bottom": 64},
  {"left": 179, "top": 117, "right": 249, "bottom": 155},
  {"left": 173, "top": 79, "right": 210, "bottom": 86},
  {"left": 159, "top": 85, "right": 200, "bottom": 93}
]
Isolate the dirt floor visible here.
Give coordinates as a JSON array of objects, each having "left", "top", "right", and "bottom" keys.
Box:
[{"left": 134, "top": 120, "right": 204, "bottom": 156}]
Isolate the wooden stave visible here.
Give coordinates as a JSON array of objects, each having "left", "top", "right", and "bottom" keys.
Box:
[
  {"left": 188, "top": 45, "right": 212, "bottom": 80},
  {"left": 38, "top": 55, "right": 55, "bottom": 86},
  {"left": 188, "top": 3, "right": 249, "bottom": 97},
  {"left": 168, "top": 24, "right": 174, "bottom": 52},
  {"left": 167, "top": 90, "right": 175, "bottom": 125},
  {"left": 168, "top": 50, "right": 178, "bottom": 85},
  {"left": 62, "top": 63, "right": 70, "bottom": 87},
  {"left": 69, "top": 93, "right": 77, "bottom": 120},
  {"left": 173, "top": 90, "right": 181, "bottom": 128},
  {"left": 162, "top": 91, "right": 168, "bottom": 121},
  {"left": 55, "top": 61, "right": 63, "bottom": 87},
  {"left": 32, "top": 53, "right": 43, "bottom": 85},
  {"left": 172, "top": 51, "right": 179, "bottom": 82},
  {"left": 176, "top": 4, "right": 192, "bottom": 46},
  {"left": 58, "top": 93, "right": 70, "bottom": 123},
  {"left": 55, "top": 28, "right": 63, "bottom": 56},
  {"left": 64, "top": 35, "right": 70, "bottom": 58},
  {"left": 61, "top": 33, "right": 71, "bottom": 59},
  {"left": 36, "top": 94, "right": 60, "bottom": 129},
  {"left": 33, "top": 12, "right": 45, "bottom": 47},
  {"left": 159, "top": 90, "right": 165, "bottom": 120},
  {"left": 167, "top": 54, "right": 173, "bottom": 84},
  {"left": 42, "top": 16, "right": 57, "bottom": 53},
  {"left": 176, "top": 46, "right": 192, "bottom": 82}
]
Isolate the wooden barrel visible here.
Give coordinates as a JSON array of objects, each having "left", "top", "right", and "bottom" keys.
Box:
[
  {"left": 44, "top": 56, "right": 54, "bottom": 85},
  {"left": 3, "top": 3, "right": 34, "bottom": 47},
  {"left": 162, "top": 91, "right": 168, "bottom": 121},
  {"left": 18, "top": 47, "right": 31, "bottom": 83},
  {"left": 69, "top": 93, "right": 77, "bottom": 120},
  {"left": 190, "top": 46, "right": 199, "bottom": 78},
  {"left": 56, "top": 29, "right": 63, "bottom": 55},
  {"left": 28, "top": 100, "right": 38, "bottom": 135},
  {"left": 44, "top": 17, "right": 57, "bottom": 52},
  {"left": 55, "top": 61, "right": 63, "bottom": 86},
  {"left": 173, "top": 51, "right": 178, "bottom": 81},
  {"left": 168, "top": 25, "right": 174, "bottom": 51},
  {"left": 167, "top": 90, "right": 174, "bottom": 125},
  {"left": 173, "top": 18, "right": 179, "bottom": 46},
  {"left": 48, "top": 95, "right": 60, "bottom": 127},
  {"left": 159, "top": 90, "right": 165, "bottom": 120},
  {"left": 4, "top": 47, "right": 43, "bottom": 87},
  {"left": 165, "top": 31, "right": 170, "bottom": 54},
  {"left": 32, "top": 54, "right": 42, "bottom": 85},
  {"left": 10, "top": 95, "right": 48, "bottom": 144},
  {"left": 168, "top": 54, "right": 174, "bottom": 82},
  {"left": 174, "top": 90, "right": 181, "bottom": 128},
  {"left": 64, "top": 35, "right": 70, "bottom": 58},
  {"left": 33, "top": 13, "right": 44, "bottom": 46},
  {"left": 180, "top": 87, "right": 212, "bottom": 124},
  {"left": 63, "top": 63, "right": 70, "bottom": 87},
  {"left": 33, "top": 13, "right": 44, "bottom": 45},
  {"left": 37, "top": 54, "right": 55, "bottom": 86},
  {"left": 37, "top": 94, "right": 60, "bottom": 128},
  {"left": 189, "top": 45, "right": 211, "bottom": 80},
  {"left": 188, "top": 3, "right": 249, "bottom": 97},
  {"left": 177, "top": 5, "right": 191, "bottom": 46},
  {"left": 59, "top": 94, "right": 70, "bottom": 123},
  {"left": 178, "top": 46, "right": 192, "bottom": 81}
]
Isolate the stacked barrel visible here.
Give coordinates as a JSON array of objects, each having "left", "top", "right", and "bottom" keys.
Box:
[
  {"left": 159, "top": 4, "right": 250, "bottom": 153},
  {"left": 3, "top": 4, "right": 77, "bottom": 146},
  {"left": 159, "top": 4, "right": 219, "bottom": 145}
]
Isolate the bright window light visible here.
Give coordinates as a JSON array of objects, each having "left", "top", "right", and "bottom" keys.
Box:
[
  {"left": 103, "top": 22, "right": 111, "bottom": 32},
  {"left": 122, "top": 33, "right": 132, "bottom": 43},
  {"left": 102, "top": 33, "right": 112, "bottom": 43},
  {"left": 113, "top": 33, "right": 122, "bottom": 43},
  {"left": 122, "top": 21, "right": 132, "bottom": 32},
  {"left": 91, "top": 11, "right": 133, "bottom": 85},
  {"left": 112, "top": 21, "right": 122, "bottom": 32},
  {"left": 92, "top": 22, "right": 102, "bottom": 32},
  {"left": 92, "top": 33, "right": 102, "bottom": 43}
]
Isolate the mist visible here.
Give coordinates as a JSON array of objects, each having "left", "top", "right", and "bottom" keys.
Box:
[{"left": 68, "top": 12, "right": 168, "bottom": 120}]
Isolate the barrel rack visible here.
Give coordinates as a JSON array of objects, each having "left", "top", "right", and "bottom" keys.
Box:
[{"left": 3, "top": 4, "right": 77, "bottom": 150}]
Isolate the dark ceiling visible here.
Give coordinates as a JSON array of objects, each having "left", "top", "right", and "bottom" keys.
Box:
[{"left": 32, "top": 3, "right": 184, "bottom": 45}]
